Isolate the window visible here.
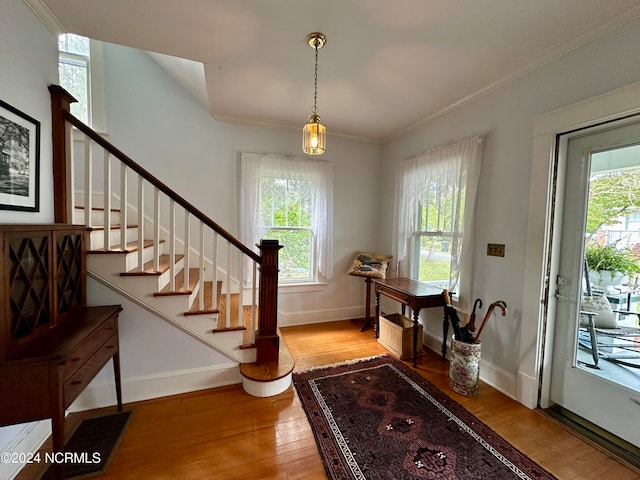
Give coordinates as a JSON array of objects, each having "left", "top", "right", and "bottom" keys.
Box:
[
  {"left": 395, "top": 136, "right": 483, "bottom": 305},
  {"left": 58, "top": 34, "right": 91, "bottom": 124},
  {"left": 240, "top": 153, "right": 333, "bottom": 283}
]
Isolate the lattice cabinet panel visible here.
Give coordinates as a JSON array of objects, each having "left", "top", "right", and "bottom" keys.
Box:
[
  {"left": 0, "top": 225, "right": 87, "bottom": 358},
  {"left": 55, "top": 231, "right": 85, "bottom": 316},
  {"left": 8, "top": 234, "right": 52, "bottom": 342}
]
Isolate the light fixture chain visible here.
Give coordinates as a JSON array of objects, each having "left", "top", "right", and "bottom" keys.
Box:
[{"left": 312, "top": 42, "right": 319, "bottom": 115}]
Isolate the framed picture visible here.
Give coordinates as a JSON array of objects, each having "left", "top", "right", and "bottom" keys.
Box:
[{"left": 0, "top": 99, "right": 40, "bottom": 212}]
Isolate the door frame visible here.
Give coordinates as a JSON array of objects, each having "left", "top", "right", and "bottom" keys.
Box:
[{"left": 521, "top": 80, "right": 640, "bottom": 409}]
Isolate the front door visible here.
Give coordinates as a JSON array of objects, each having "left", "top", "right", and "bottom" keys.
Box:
[{"left": 549, "top": 119, "right": 640, "bottom": 448}]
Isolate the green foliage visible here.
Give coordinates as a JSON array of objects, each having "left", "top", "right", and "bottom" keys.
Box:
[
  {"left": 418, "top": 259, "right": 450, "bottom": 283},
  {"left": 587, "top": 171, "right": 640, "bottom": 234},
  {"left": 584, "top": 243, "right": 640, "bottom": 275},
  {"left": 261, "top": 179, "right": 313, "bottom": 279}
]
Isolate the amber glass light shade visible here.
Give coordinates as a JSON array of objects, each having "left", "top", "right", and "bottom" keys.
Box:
[{"left": 302, "top": 114, "right": 326, "bottom": 155}]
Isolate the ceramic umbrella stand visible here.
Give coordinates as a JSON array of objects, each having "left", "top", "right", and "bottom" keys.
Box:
[{"left": 449, "top": 338, "right": 482, "bottom": 397}]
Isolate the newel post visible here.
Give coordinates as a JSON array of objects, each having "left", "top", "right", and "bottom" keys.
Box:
[
  {"left": 48, "top": 85, "right": 77, "bottom": 223},
  {"left": 256, "top": 239, "right": 283, "bottom": 363}
]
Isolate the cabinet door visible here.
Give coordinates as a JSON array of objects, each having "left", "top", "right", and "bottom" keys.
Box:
[
  {"left": 4, "top": 231, "right": 53, "bottom": 346},
  {"left": 54, "top": 230, "right": 85, "bottom": 317}
]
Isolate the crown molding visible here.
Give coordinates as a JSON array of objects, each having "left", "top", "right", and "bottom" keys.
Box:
[{"left": 22, "top": 0, "right": 66, "bottom": 35}]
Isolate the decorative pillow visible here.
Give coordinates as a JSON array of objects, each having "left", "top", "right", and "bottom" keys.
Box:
[
  {"left": 580, "top": 295, "right": 617, "bottom": 329},
  {"left": 347, "top": 251, "right": 393, "bottom": 279}
]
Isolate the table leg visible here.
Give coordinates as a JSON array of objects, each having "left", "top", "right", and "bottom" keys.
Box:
[
  {"left": 375, "top": 291, "right": 381, "bottom": 338},
  {"left": 113, "top": 352, "right": 123, "bottom": 411},
  {"left": 413, "top": 309, "right": 420, "bottom": 367},
  {"left": 360, "top": 277, "right": 372, "bottom": 332},
  {"left": 442, "top": 307, "right": 449, "bottom": 360}
]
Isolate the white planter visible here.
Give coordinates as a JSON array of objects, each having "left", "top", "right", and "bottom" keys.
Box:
[{"left": 588, "top": 269, "right": 627, "bottom": 287}]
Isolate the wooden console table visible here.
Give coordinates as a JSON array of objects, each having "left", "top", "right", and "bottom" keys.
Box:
[
  {"left": 374, "top": 278, "right": 446, "bottom": 366},
  {"left": 0, "top": 225, "right": 122, "bottom": 479}
]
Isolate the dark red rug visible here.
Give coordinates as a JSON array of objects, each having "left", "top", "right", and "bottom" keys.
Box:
[{"left": 293, "top": 355, "right": 557, "bottom": 480}]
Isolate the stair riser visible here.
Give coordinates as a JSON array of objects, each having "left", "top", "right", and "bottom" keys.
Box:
[
  {"left": 88, "top": 227, "right": 140, "bottom": 251},
  {"left": 73, "top": 208, "right": 121, "bottom": 226}
]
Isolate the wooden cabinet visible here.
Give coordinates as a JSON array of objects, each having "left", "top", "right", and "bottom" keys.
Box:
[{"left": 0, "top": 225, "right": 122, "bottom": 464}]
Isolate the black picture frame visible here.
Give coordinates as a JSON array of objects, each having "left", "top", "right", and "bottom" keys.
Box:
[{"left": 0, "top": 99, "right": 40, "bottom": 212}]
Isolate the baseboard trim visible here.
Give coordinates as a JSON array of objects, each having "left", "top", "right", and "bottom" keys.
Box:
[
  {"left": 69, "top": 363, "right": 242, "bottom": 412},
  {"left": 423, "top": 330, "right": 517, "bottom": 400},
  {"left": 278, "top": 305, "right": 364, "bottom": 326},
  {"left": 0, "top": 421, "right": 51, "bottom": 480}
]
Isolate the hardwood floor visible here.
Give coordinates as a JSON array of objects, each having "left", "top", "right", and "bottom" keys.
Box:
[{"left": 16, "top": 320, "right": 640, "bottom": 479}]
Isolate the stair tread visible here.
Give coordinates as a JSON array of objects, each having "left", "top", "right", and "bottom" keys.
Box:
[
  {"left": 88, "top": 239, "right": 158, "bottom": 254},
  {"left": 87, "top": 224, "right": 138, "bottom": 231},
  {"left": 122, "top": 253, "right": 184, "bottom": 276},
  {"left": 186, "top": 280, "right": 223, "bottom": 314},
  {"left": 75, "top": 205, "right": 122, "bottom": 212}
]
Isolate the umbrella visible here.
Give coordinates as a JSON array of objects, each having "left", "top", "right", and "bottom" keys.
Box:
[
  {"left": 461, "top": 298, "right": 482, "bottom": 340},
  {"left": 474, "top": 300, "right": 508, "bottom": 343},
  {"left": 443, "top": 289, "right": 474, "bottom": 343}
]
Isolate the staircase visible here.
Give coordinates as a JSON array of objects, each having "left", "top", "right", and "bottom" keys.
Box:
[{"left": 49, "top": 85, "right": 293, "bottom": 397}]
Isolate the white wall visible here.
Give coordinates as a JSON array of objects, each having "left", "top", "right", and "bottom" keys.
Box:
[
  {"left": 0, "top": 1, "right": 59, "bottom": 475},
  {"left": 0, "top": 0, "right": 57, "bottom": 224},
  {"left": 380, "top": 18, "right": 640, "bottom": 401}
]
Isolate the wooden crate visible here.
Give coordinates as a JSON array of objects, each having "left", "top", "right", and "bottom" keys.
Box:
[{"left": 378, "top": 313, "right": 423, "bottom": 360}]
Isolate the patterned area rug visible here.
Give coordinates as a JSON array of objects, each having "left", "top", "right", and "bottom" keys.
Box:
[{"left": 293, "top": 355, "right": 557, "bottom": 480}]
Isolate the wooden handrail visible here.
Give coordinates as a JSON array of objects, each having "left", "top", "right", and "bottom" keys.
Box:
[{"left": 63, "top": 112, "right": 261, "bottom": 264}]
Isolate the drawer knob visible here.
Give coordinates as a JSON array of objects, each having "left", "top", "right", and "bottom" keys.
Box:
[{"left": 70, "top": 380, "right": 83, "bottom": 386}]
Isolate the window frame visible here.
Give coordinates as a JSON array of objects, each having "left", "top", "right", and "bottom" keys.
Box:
[
  {"left": 58, "top": 34, "right": 106, "bottom": 132},
  {"left": 240, "top": 152, "right": 334, "bottom": 287}
]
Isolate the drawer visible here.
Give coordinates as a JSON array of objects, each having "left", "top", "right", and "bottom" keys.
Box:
[
  {"left": 63, "top": 334, "right": 118, "bottom": 406},
  {"left": 378, "top": 285, "right": 410, "bottom": 305},
  {"left": 63, "top": 318, "right": 117, "bottom": 379}
]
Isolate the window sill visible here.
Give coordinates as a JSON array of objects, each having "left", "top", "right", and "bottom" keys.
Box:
[{"left": 279, "top": 282, "right": 328, "bottom": 294}]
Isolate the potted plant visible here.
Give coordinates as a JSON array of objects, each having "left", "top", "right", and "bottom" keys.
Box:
[{"left": 584, "top": 243, "right": 640, "bottom": 287}]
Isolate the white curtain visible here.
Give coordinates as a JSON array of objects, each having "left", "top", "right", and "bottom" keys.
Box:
[
  {"left": 240, "top": 152, "right": 334, "bottom": 279},
  {"left": 394, "top": 136, "right": 483, "bottom": 310}
]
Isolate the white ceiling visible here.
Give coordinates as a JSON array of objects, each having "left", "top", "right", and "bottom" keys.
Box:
[{"left": 36, "top": 0, "right": 640, "bottom": 142}]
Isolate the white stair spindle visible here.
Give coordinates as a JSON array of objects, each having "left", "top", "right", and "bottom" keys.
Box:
[
  {"left": 169, "top": 199, "right": 176, "bottom": 291},
  {"left": 225, "top": 240, "right": 231, "bottom": 328},
  {"left": 137, "top": 177, "right": 144, "bottom": 271},
  {"left": 84, "top": 139, "right": 92, "bottom": 228},
  {"left": 199, "top": 222, "right": 205, "bottom": 311},
  {"left": 153, "top": 188, "right": 160, "bottom": 273},
  {"left": 66, "top": 122, "right": 75, "bottom": 221},
  {"left": 212, "top": 232, "right": 218, "bottom": 311},
  {"left": 237, "top": 247, "right": 243, "bottom": 328},
  {"left": 184, "top": 212, "right": 190, "bottom": 291},
  {"left": 120, "top": 165, "right": 128, "bottom": 250},
  {"left": 103, "top": 150, "right": 111, "bottom": 251}
]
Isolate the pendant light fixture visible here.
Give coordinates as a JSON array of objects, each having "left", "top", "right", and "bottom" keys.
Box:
[{"left": 302, "top": 32, "right": 327, "bottom": 155}]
